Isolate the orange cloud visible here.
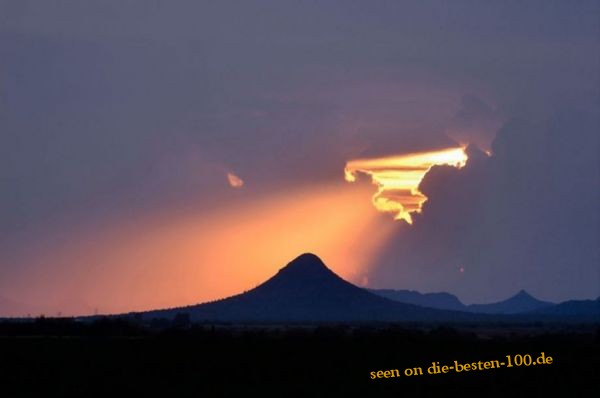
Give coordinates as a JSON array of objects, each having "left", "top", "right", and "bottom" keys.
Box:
[{"left": 344, "top": 147, "right": 468, "bottom": 223}]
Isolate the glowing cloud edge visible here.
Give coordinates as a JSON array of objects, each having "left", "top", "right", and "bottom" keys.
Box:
[{"left": 344, "top": 146, "right": 468, "bottom": 224}]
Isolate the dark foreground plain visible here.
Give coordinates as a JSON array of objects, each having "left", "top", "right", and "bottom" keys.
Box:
[{"left": 0, "top": 318, "right": 598, "bottom": 397}]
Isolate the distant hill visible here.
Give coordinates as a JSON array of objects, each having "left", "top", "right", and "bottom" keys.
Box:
[
  {"left": 467, "top": 290, "right": 554, "bottom": 314},
  {"left": 369, "top": 289, "right": 466, "bottom": 311},
  {"left": 368, "top": 288, "right": 598, "bottom": 320},
  {"left": 530, "top": 297, "right": 600, "bottom": 318},
  {"left": 140, "top": 253, "right": 480, "bottom": 323}
]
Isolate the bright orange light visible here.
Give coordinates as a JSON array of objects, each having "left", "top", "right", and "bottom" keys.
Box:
[
  {"left": 344, "top": 147, "right": 468, "bottom": 224},
  {"left": 1, "top": 183, "right": 395, "bottom": 315}
]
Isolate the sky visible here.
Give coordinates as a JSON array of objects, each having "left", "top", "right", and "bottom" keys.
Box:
[{"left": 0, "top": 0, "right": 598, "bottom": 315}]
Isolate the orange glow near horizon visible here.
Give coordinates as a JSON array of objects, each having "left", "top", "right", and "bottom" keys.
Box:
[
  {"left": 344, "top": 147, "right": 468, "bottom": 224},
  {"left": 1, "top": 183, "right": 395, "bottom": 316}
]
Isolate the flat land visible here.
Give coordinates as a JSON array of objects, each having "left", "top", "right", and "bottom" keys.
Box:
[{"left": 0, "top": 320, "right": 598, "bottom": 397}]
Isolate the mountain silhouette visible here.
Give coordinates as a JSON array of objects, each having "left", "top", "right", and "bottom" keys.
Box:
[
  {"left": 369, "top": 289, "right": 466, "bottom": 311},
  {"left": 467, "top": 290, "right": 553, "bottom": 314},
  {"left": 141, "top": 253, "right": 478, "bottom": 323},
  {"left": 529, "top": 297, "right": 600, "bottom": 318}
]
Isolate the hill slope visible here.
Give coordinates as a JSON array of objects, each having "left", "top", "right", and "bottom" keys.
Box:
[
  {"left": 530, "top": 298, "right": 600, "bottom": 318},
  {"left": 369, "top": 289, "right": 466, "bottom": 311}
]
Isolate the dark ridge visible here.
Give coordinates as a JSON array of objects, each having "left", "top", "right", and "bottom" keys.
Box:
[
  {"left": 369, "top": 289, "right": 466, "bottom": 311},
  {"left": 467, "top": 290, "right": 554, "bottom": 314}
]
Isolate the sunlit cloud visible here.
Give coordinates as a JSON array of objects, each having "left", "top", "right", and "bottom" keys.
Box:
[
  {"left": 344, "top": 147, "right": 468, "bottom": 224},
  {"left": 227, "top": 172, "right": 244, "bottom": 188}
]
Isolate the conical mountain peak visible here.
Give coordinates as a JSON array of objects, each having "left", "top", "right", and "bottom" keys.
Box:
[
  {"left": 275, "top": 253, "right": 335, "bottom": 278},
  {"left": 283, "top": 252, "right": 327, "bottom": 268},
  {"left": 141, "top": 252, "right": 478, "bottom": 322},
  {"left": 514, "top": 290, "right": 532, "bottom": 299}
]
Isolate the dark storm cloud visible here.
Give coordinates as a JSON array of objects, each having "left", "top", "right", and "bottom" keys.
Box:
[
  {"left": 446, "top": 95, "right": 504, "bottom": 150},
  {"left": 0, "top": 1, "right": 598, "bottom": 302},
  {"left": 369, "top": 109, "right": 600, "bottom": 303}
]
